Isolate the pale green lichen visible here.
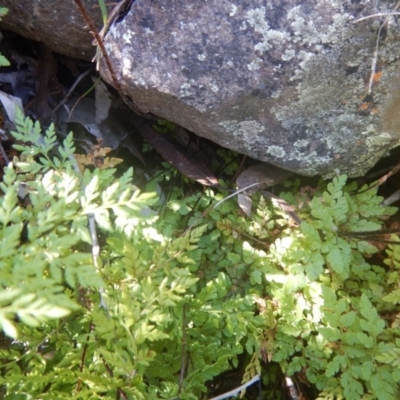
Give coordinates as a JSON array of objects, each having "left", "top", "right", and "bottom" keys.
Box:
[
  {"left": 122, "top": 32, "right": 133, "bottom": 44},
  {"left": 282, "top": 49, "right": 296, "bottom": 61},
  {"left": 365, "top": 129, "right": 394, "bottom": 148},
  {"left": 294, "top": 139, "right": 309, "bottom": 148},
  {"left": 266, "top": 145, "right": 286, "bottom": 158},
  {"left": 210, "top": 83, "right": 219, "bottom": 93},
  {"left": 219, "top": 120, "right": 266, "bottom": 143},
  {"left": 143, "top": 27, "right": 154, "bottom": 36},
  {"left": 247, "top": 59, "right": 262, "bottom": 71},
  {"left": 229, "top": 4, "right": 238, "bottom": 17},
  {"left": 287, "top": 6, "right": 319, "bottom": 45},
  {"left": 321, "top": 13, "right": 353, "bottom": 44},
  {"left": 246, "top": 7, "right": 288, "bottom": 55},
  {"left": 245, "top": 3, "right": 351, "bottom": 68},
  {"left": 179, "top": 82, "right": 196, "bottom": 98},
  {"left": 122, "top": 58, "right": 133, "bottom": 77}
]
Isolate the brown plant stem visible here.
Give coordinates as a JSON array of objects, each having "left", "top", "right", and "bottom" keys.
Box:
[{"left": 73, "top": 0, "right": 146, "bottom": 117}]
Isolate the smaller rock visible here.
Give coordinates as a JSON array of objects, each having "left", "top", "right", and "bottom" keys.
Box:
[
  {"left": 236, "top": 162, "right": 293, "bottom": 217},
  {"left": 236, "top": 163, "right": 293, "bottom": 194}
]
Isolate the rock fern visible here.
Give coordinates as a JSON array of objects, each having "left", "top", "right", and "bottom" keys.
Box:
[{"left": 0, "top": 111, "right": 399, "bottom": 399}]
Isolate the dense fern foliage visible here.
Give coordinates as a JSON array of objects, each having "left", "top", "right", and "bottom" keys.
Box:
[{"left": 0, "top": 111, "right": 399, "bottom": 400}]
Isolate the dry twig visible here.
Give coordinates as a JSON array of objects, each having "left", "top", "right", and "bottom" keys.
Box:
[
  {"left": 73, "top": 0, "right": 146, "bottom": 117},
  {"left": 353, "top": 1, "right": 400, "bottom": 93}
]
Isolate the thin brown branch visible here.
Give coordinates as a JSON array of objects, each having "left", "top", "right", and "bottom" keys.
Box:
[
  {"left": 100, "top": 354, "right": 129, "bottom": 400},
  {"left": 0, "top": 140, "right": 9, "bottom": 164},
  {"left": 232, "top": 155, "right": 247, "bottom": 182},
  {"left": 75, "top": 323, "right": 95, "bottom": 393},
  {"left": 364, "top": 1, "right": 400, "bottom": 93},
  {"left": 47, "top": 67, "right": 93, "bottom": 120},
  {"left": 73, "top": 0, "right": 146, "bottom": 117},
  {"left": 178, "top": 303, "right": 187, "bottom": 396},
  {"left": 353, "top": 12, "right": 400, "bottom": 23},
  {"left": 340, "top": 227, "right": 400, "bottom": 236},
  {"left": 357, "top": 159, "right": 400, "bottom": 194}
]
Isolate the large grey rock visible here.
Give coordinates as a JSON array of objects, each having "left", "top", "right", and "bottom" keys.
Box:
[
  {"left": 100, "top": 0, "right": 400, "bottom": 177},
  {"left": 0, "top": 0, "right": 108, "bottom": 60}
]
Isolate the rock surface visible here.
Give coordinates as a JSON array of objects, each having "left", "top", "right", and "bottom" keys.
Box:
[
  {"left": 100, "top": 0, "right": 400, "bottom": 177},
  {"left": 0, "top": 0, "right": 107, "bottom": 60}
]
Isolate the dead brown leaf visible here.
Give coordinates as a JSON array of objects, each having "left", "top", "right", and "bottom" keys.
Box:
[
  {"left": 134, "top": 120, "right": 219, "bottom": 186},
  {"left": 74, "top": 140, "right": 123, "bottom": 171}
]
